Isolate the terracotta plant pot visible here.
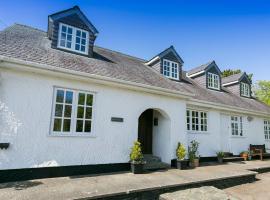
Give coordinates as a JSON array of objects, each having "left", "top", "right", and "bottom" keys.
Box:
[
  {"left": 240, "top": 153, "right": 248, "bottom": 161},
  {"left": 189, "top": 158, "right": 199, "bottom": 168},
  {"left": 176, "top": 160, "right": 189, "bottom": 170},
  {"left": 130, "top": 163, "right": 144, "bottom": 174}
]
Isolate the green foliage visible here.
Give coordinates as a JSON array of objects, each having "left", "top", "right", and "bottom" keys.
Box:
[
  {"left": 188, "top": 140, "right": 199, "bottom": 161},
  {"left": 176, "top": 142, "right": 186, "bottom": 160},
  {"left": 222, "top": 69, "right": 241, "bottom": 78},
  {"left": 130, "top": 141, "right": 143, "bottom": 163},
  {"left": 216, "top": 151, "right": 224, "bottom": 158},
  {"left": 254, "top": 80, "right": 270, "bottom": 106}
]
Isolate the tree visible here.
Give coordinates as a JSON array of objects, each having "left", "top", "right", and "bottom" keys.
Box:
[
  {"left": 221, "top": 69, "right": 241, "bottom": 78},
  {"left": 254, "top": 81, "right": 270, "bottom": 106}
]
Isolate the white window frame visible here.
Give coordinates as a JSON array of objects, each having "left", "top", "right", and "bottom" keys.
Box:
[
  {"left": 57, "top": 23, "right": 89, "bottom": 55},
  {"left": 231, "top": 116, "right": 243, "bottom": 137},
  {"left": 264, "top": 120, "right": 270, "bottom": 140},
  {"left": 50, "top": 87, "right": 95, "bottom": 137},
  {"left": 207, "top": 72, "right": 220, "bottom": 90},
  {"left": 162, "top": 59, "right": 179, "bottom": 80},
  {"left": 241, "top": 82, "right": 250, "bottom": 97},
  {"left": 186, "top": 109, "right": 208, "bottom": 133}
]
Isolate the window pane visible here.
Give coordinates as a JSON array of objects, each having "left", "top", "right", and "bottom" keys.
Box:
[
  {"left": 68, "top": 27, "right": 72, "bottom": 34},
  {"left": 85, "top": 107, "right": 92, "bottom": 119},
  {"left": 64, "top": 105, "right": 72, "bottom": 117},
  {"left": 85, "top": 120, "right": 91, "bottom": 132},
  {"left": 76, "top": 37, "right": 80, "bottom": 43},
  {"left": 81, "top": 46, "right": 85, "bottom": 52},
  {"left": 55, "top": 104, "right": 63, "bottom": 117},
  {"left": 65, "top": 91, "right": 73, "bottom": 104},
  {"left": 78, "top": 93, "right": 85, "bottom": 105},
  {"left": 75, "top": 44, "right": 80, "bottom": 50},
  {"left": 62, "top": 25, "right": 67, "bottom": 32},
  {"left": 63, "top": 119, "right": 71, "bottom": 132},
  {"left": 82, "top": 32, "right": 86, "bottom": 38},
  {"left": 53, "top": 119, "right": 62, "bottom": 131},
  {"left": 77, "top": 106, "right": 84, "bottom": 118},
  {"left": 82, "top": 39, "right": 86, "bottom": 45},
  {"left": 61, "top": 33, "right": 66, "bottom": 40},
  {"left": 76, "top": 120, "right": 83, "bottom": 132},
  {"left": 67, "top": 34, "right": 72, "bottom": 41},
  {"left": 86, "top": 94, "right": 93, "bottom": 106},
  {"left": 67, "top": 42, "right": 71, "bottom": 48},
  {"left": 76, "top": 30, "right": 81, "bottom": 37},
  {"left": 56, "top": 90, "right": 64, "bottom": 103}
]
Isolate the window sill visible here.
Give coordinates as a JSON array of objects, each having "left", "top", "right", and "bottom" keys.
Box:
[
  {"left": 48, "top": 133, "right": 96, "bottom": 138},
  {"left": 230, "top": 136, "right": 246, "bottom": 139},
  {"left": 187, "top": 131, "right": 210, "bottom": 134}
]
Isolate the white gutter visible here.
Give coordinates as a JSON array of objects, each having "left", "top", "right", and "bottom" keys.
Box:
[
  {"left": 145, "top": 56, "right": 159, "bottom": 66},
  {"left": 187, "top": 70, "right": 205, "bottom": 78},
  {"left": 0, "top": 56, "right": 193, "bottom": 99},
  {"left": 222, "top": 81, "right": 239, "bottom": 86}
]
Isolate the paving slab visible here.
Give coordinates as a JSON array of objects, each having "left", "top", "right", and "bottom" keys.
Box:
[
  {"left": 160, "top": 186, "right": 238, "bottom": 200},
  {"left": 0, "top": 160, "right": 269, "bottom": 200}
]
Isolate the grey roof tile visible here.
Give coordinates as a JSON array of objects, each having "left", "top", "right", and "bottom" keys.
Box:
[
  {"left": 222, "top": 72, "right": 244, "bottom": 84},
  {"left": 187, "top": 61, "right": 214, "bottom": 76},
  {"left": 1, "top": 24, "right": 270, "bottom": 114}
]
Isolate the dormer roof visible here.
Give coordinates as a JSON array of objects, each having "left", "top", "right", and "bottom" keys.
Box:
[
  {"left": 222, "top": 72, "right": 251, "bottom": 86},
  {"left": 145, "top": 45, "right": 184, "bottom": 66},
  {"left": 187, "top": 60, "right": 221, "bottom": 77},
  {"left": 48, "top": 6, "right": 99, "bottom": 36}
]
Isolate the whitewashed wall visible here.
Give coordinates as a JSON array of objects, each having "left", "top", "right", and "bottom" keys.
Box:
[
  {"left": 0, "top": 68, "right": 269, "bottom": 170},
  {"left": 221, "top": 114, "right": 269, "bottom": 155},
  {"left": 0, "top": 69, "right": 187, "bottom": 169},
  {"left": 187, "top": 110, "right": 222, "bottom": 157}
]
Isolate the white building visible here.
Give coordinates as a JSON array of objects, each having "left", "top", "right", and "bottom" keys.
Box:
[{"left": 0, "top": 6, "right": 269, "bottom": 179}]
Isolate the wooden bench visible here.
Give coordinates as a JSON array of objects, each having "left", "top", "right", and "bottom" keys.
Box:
[{"left": 250, "top": 144, "right": 270, "bottom": 160}]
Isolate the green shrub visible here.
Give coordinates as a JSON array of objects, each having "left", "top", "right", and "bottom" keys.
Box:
[
  {"left": 176, "top": 142, "right": 186, "bottom": 160},
  {"left": 188, "top": 140, "right": 199, "bottom": 161},
  {"left": 216, "top": 151, "right": 224, "bottom": 158},
  {"left": 130, "top": 141, "right": 143, "bottom": 163}
]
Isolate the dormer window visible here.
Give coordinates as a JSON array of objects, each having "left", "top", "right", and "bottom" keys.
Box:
[
  {"left": 207, "top": 72, "right": 220, "bottom": 90},
  {"left": 58, "top": 23, "right": 89, "bottom": 55},
  {"left": 162, "top": 59, "right": 179, "bottom": 80},
  {"left": 241, "top": 82, "right": 250, "bottom": 97}
]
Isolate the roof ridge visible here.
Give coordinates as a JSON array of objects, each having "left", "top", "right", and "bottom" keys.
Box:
[
  {"left": 13, "top": 23, "right": 47, "bottom": 33},
  {"left": 94, "top": 46, "right": 147, "bottom": 62}
]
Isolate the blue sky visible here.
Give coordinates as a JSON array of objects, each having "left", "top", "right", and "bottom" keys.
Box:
[{"left": 1, "top": 0, "right": 270, "bottom": 81}]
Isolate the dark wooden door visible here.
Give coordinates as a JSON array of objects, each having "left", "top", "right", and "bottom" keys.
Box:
[{"left": 138, "top": 109, "right": 153, "bottom": 154}]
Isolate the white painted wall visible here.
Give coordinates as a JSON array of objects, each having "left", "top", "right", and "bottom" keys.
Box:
[
  {"left": 187, "top": 110, "right": 222, "bottom": 157},
  {"left": 0, "top": 68, "right": 186, "bottom": 169},
  {"left": 0, "top": 67, "right": 269, "bottom": 170},
  {"left": 152, "top": 110, "right": 171, "bottom": 163}
]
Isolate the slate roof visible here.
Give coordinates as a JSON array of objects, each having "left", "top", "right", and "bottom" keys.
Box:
[
  {"left": 222, "top": 72, "right": 244, "bottom": 85},
  {"left": 187, "top": 61, "right": 214, "bottom": 76},
  {"left": 1, "top": 24, "right": 270, "bottom": 114}
]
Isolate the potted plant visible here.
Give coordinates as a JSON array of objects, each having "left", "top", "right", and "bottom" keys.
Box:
[
  {"left": 240, "top": 151, "right": 249, "bottom": 161},
  {"left": 216, "top": 151, "right": 224, "bottom": 163},
  {"left": 176, "top": 142, "right": 188, "bottom": 170},
  {"left": 248, "top": 149, "right": 253, "bottom": 161},
  {"left": 130, "top": 141, "right": 145, "bottom": 174},
  {"left": 188, "top": 140, "right": 200, "bottom": 168}
]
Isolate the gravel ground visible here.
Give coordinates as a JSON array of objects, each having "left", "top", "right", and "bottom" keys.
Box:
[{"left": 224, "top": 172, "right": 270, "bottom": 200}]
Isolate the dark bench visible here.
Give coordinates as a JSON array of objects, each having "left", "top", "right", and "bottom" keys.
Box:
[{"left": 250, "top": 144, "right": 270, "bottom": 160}]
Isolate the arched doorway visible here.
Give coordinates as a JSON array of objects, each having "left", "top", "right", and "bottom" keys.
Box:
[
  {"left": 137, "top": 108, "right": 171, "bottom": 164},
  {"left": 138, "top": 109, "right": 153, "bottom": 154}
]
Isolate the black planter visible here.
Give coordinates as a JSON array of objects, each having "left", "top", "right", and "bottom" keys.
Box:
[
  {"left": 176, "top": 160, "right": 189, "bottom": 170},
  {"left": 130, "top": 163, "right": 144, "bottom": 174},
  {"left": 0, "top": 143, "right": 10, "bottom": 150}
]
